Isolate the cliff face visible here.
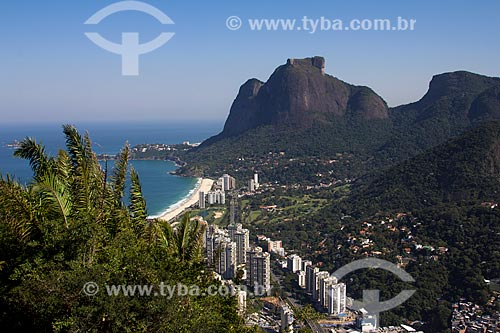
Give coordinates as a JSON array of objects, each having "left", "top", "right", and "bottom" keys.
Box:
[
  {"left": 388, "top": 70, "right": 500, "bottom": 130},
  {"left": 201, "top": 57, "right": 500, "bottom": 166},
  {"left": 182, "top": 57, "right": 500, "bottom": 185},
  {"left": 217, "top": 57, "right": 389, "bottom": 140}
]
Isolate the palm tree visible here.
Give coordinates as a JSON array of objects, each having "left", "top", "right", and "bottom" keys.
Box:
[
  {"left": 171, "top": 213, "right": 206, "bottom": 263},
  {"left": 2, "top": 125, "right": 208, "bottom": 264},
  {"left": 1, "top": 127, "right": 132, "bottom": 243}
]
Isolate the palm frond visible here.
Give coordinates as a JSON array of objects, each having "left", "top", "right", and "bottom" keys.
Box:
[
  {"left": 129, "top": 167, "right": 147, "bottom": 231},
  {"left": 62, "top": 125, "right": 106, "bottom": 218},
  {"left": 110, "top": 143, "right": 130, "bottom": 204},
  {"left": 62, "top": 125, "right": 85, "bottom": 169},
  {"left": 13, "top": 137, "right": 51, "bottom": 180},
  {"left": 54, "top": 150, "right": 71, "bottom": 182},
  {"left": 0, "top": 176, "right": 39, "bottom": 243},
  {"left": 32, "top": 171, "right": 72, "bottom": 229},
  {"left": 173, "top": 213, "right": 206, "bottom": 262}
]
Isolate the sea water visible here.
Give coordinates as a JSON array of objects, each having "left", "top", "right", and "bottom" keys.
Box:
[{"left": 0, "top": 121, "right": 222, "bottom": 217}]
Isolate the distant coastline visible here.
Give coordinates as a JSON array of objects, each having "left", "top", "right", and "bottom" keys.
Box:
[
  {"left": 95, "top": 142, "right": 206, "bottom": 221},
  {"left": 154, "top": 178, "right": 214, "bottom": 222}
]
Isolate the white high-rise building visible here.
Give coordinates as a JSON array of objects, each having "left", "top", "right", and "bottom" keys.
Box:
[
  {"left": 254, "top": 173, "right": 259, "bottom": 188},
  {"left": 206, "top": 190, "right": 226, "bottom": 205},
  {"left": 297, "top": 270, "right": 306, "bottom": 288},
  {"left": 204, "top": 225, "right": 222, "bottom": 267},
  {"left": 207, "top": 191, "right": 216, "bottom": 205},
  {"left": 235, "top": 229, "right": 249, "bottom": 265},
  {"left": 222, "top": 174, "right": 236, "bottom": 191},
  {"left": 314, "top": 271, "right": 330, "bottom": 302},
  {"left": 228, "top": 224, "right": 250, "bottom": 265},
  {"left": 287, "top": 254, "right": 302, "bottom": 273},
  {"left": 236, "top": 289, "right": 247, "bottom": 315},
  {"left": 306, "top": 266, "right": 319, "bottom": 294},
  {"left": 248, "top": 179, "right": 256, "bottom": 192},
  {"left": 320, "top": 276, "right": 338, "bottom": 308},
  {"left": 247, "top": 247, "right": 271, "bottom": 295},
  {"left": 215, "top": 236, "right": 237, "bottom": 280},
  {"left": 327, "top": 282, "right": 346, "bottom": 315}
]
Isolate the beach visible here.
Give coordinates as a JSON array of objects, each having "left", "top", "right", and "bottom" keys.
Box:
[{"left": 157, "top": 178, "right": 214, "bottom": 222}]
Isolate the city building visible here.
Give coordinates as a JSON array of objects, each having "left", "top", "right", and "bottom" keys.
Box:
[
  {"left": 204, "top": 226, "right": 215, "bottom": 266},
  {"left": 254, "top": 173, "right": 259, "bottom": 188},
  {"left": 451, "top": 301, "right": 500, "bottom": 333},
  {"left": 297, "top": 270, "right": 306, "bottom": 289},
  {"left": 199, "top": 191, "right": 205, "bottom": 209},
  {"left": 207, "top": 191, "right": 215, "bottom": 205},
  {"left": 267, "top": 240, "right": 283, "bottom": 254},
  {"left": 214, "top": 236, "right": 237, "bottom": 280},
  {"left": 222, "top": 174, "right": 236, "bottom": 191},
  {"left": 248, "top": 179, "right": 256, "bottom": 192},
  {"left": 313, "top": 271, "right": 330, "bottom": 302},
  {"left": 280, "top": 304, "right": 294, "bottom": 333},
  {"left": 357, "top": 310, "right": 378, "bottom": 332},
  {"left": 320, "top": 276, "right": 338, "bottom": 308},
  {"left": 306, "top": 265, "right": 319, "bottom": 294},
  {"left": 286, "top": 254, "right": 302, "bottom": 273},
  {"left": 236, "top": 289, "right": 247, "bottom": 315},
  {"left": 207, "top": 190, "right": 225, "bottom": 205},
  {"left": 228, "top": 224, "right": 250, "bottom": 265},
  {"left": 327, "top": 282, "right": 346, "bottom": 315},
  {"left": 302, "top": 260, "right": 312, "bottom": 271},
  {"left": 204, "top": 224, "right": 249, "bottom": 281},
  {"left": 219, "top": 191, "right": 226, "bottom": 205},
  {"left": 247, "top": 247, "right": 271, "bottom": 295}
]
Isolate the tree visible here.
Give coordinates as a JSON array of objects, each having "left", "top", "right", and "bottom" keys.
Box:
[{"left": 0, "top": 125, "right": 247, "bottom": 332}]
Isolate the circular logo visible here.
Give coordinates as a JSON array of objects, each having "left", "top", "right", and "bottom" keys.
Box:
[
  {"left": 82, "top": 281, "right": 99, "bottom": 296},
  {"left": 226, "top": 16, "right": 243, "bottom": 31}
]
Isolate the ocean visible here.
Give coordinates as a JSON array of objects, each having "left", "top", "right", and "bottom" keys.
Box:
[{"left": 0, "top": 121, "right": 222, "bottom": 217}]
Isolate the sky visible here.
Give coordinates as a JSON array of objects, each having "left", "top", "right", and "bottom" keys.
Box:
[{"left": 0, "top": 0, "right": 499, "bottom": 124}]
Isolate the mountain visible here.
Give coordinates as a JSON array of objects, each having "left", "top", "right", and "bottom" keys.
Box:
[
  {"left": 351, "top": 121, "right": 500, "bottom": 214},
  {"left": 314, "top": 122, "right": 500, "bottom": 332},
  {"left": 380, "top": 71, "right": 500, "bottom": 161},
  {"left": 203, "top": 56, "right": 388, "bottom": 145},
  {"left": 179, "top": 57, "right": 500, "bottom": 183}
]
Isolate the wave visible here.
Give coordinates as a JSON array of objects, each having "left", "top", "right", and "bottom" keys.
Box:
[{"left": 147, "top": 177, "right": 202, "bottom": 219}]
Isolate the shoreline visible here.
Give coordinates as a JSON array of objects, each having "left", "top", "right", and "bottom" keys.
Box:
[{"left": 154, "top": 178, "right": 214, "bottom": 222}]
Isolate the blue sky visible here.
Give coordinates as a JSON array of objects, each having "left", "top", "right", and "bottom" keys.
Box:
[{"left": 0, "top": 0, "right": 499, "bottom": 124}]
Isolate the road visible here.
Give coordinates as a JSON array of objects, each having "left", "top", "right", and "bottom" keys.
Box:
[
  {"left": 305, "top": 318, "right": 324, "bottom": 333},
  {"left": 271, "top": 266, "right": 324, "bottom": 333}
]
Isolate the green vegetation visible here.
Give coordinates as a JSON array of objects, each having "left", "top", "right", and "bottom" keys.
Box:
[
  {"left": 170, "top": 71, "right": 500, "bottom": 189},
  {"left": 0, "top": 126, "right": 248, "bottom": 332},
  {"left": 237, "top": 122, "right": 500, "bottom": 332},
  {"left": 190, "top": 207, "right": 227, "bottom": 225},
  {"left": 177, "top": 119, "right": 391, "bottom": 185}
]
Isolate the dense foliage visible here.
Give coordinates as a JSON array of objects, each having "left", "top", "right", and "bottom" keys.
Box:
[
  {"left": 0, "top": 126, "right": 248, "bottom": 332},
  {"left": 177, "top": 118, "right": 392, "bottom": 185},
  {"left": 238, "top": 122, "right": 500, "bottom": 332}
]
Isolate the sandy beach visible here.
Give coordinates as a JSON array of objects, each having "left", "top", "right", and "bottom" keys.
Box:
[{"left": 157, "top": 178, "right": 214, "bottom": 222}]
